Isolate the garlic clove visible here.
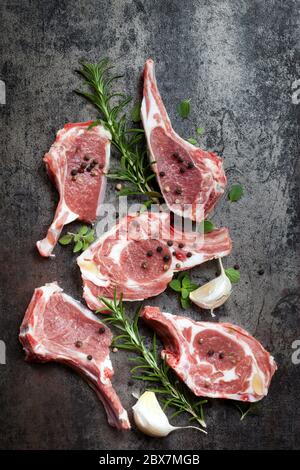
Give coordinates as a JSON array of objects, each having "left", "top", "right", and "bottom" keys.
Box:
[
  {"left": 132, "top": 391, "right": 206, "bottom": 437},
  {"left": 189, "top": 258, "right": 232, "bottom": 312}
]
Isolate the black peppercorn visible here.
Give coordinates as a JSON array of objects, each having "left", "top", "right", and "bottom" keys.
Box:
[
  {"left": 75, "top": 340, "right": 82, "bottom": 348},
  {"left": 180, "top": 167, "right": 185, "bottom": 173},
  {"left": 178, "top": 242, "right": 185, "bottom": 249},
  {"left": 87, "top": 355, "right": 93, "bottom": 361},
  {"left": 175, "top": 187, "right": 182, "bottom": 195},
  {"left": 146, "top": 250, "right": 153, "bottom": 257},
  {"left": 159, "top": 171, "right": 165, "bottom": 177},
  {"left": 186, "top": 252, "right": 192, "bottom": 258},
  {"left": 207, "top": 350, "right": 214, "bottom": 357},
  {"left": 98, "top": 327, "right": 105, "bottom": 334},
  {"left": 156, "top": 246, "right": 163, "bottom": 253},
  {"left": 167, "top": 240, "right": 173, "bottom": 246},
  {"left": 71, "top": 169, "right": 78, "bottom": 176},
  {"left": 187, "top": 162, "right": 194, "bottom": 169}
]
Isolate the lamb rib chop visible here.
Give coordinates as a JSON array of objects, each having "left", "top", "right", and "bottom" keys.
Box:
[
  {"left": 77, "top": 211, "right": 232, "bottom": 310},
  {"left": 142, "top": 59, "right": 226, "bottom": 221},
  {"left": 19, "top": 282, "right": 130, "bottom": 430},
  {"left": 36, "top": 122, "right": 111, "bottom": 257},
  {"left": 141, "top": 306, "right": 277, "bottom": 402}
]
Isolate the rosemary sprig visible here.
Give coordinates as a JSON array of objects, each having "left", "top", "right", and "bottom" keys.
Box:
[
  {"left": 98, "top": 293, "right": 207, "bottom": 432},
  {"left": 76, "top": 59, "right": 160, "bottom": 204}
]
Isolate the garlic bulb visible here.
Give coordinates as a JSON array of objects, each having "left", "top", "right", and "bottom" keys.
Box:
[
  {"left": 189, "top": 258, "right": 231, "bottom": 314},
  {"left": 132, "top": 391, "right": 206, "bottom": 437}
]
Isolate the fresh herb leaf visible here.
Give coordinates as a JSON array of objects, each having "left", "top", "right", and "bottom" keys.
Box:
[
  {"left": 97, "top": 294, "right": 207, "bottom": 431},
  {"left": 58, "top": 225, "right": 95, "bottom": 254},
  {"left": 169, "top": 279, "right": 182, "bottom": 292},
  {"left": 181, "top": 288, "right": 189, "bottom": 299},
  {"left": 196, "top": 127, "right": 204, "bottom": 135},
  {"left": 177, "top": 99, "right": 191, "bottom": 119},
  {"left": 58, "top": 234, "right": 73, "bottom": 245},
  {"left": 228, "top": 184, "right": 244, "bottom": 202},
  {"left": 181, "top": 297, "right": 191, "bottom": 309},
  {"left": 73, "top": 240, "right": 83, "bottom": 253},
  {"left": 182, "top": 275, "right": 191, "bottom": 289},
  {"left": 187, "top": 137, "right": 197, "bottom": 145},
  {"left": 131, "top": 102, "right": 141, "bottom": 123},
  {"left": 78, "top": 225, "right": 89, "bottom": 236},
  {"left": 76, "top": 59, "right": 160, "bottom": 204},
  {"left": 169, "top": 273, "right": 198, "bottom": 309},
  {"left": 225, "top": 268, "right": 240, "bottom": 283},
  {"left": 87, "top": 120, "right": 101, "bottom": 130},
  {"left": 199, "top": 219, "right": 215, "bottom": 233}
]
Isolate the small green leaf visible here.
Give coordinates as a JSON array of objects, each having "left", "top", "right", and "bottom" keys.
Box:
[
  {"left": 196, "top": 127, "right": 204, "bottom": 135},
  {"left": 188, "top": 283, "right": 198, "bottom": 292},
  {"left": 181, "top": 297, "right": 190, "bottom": 309},
  {"left": 169, "top": 279, "right": 182, "bottom": 292},
  {"left": 130, "top": 102, "right": 141, "bottom": 123},
  {"left": 78, "top": 225, "right": 89, "bottom": 236},
  {"left": 82, "top": 241, "right": 90, "bottom": 251},
  {"left": 181, "top": 288, "right": 189, "bottom": 299},
  {"left": 182, "top": 275, "right": 191, "bottom": 289},
  {"left": 59, "top": 234, "right": 73, "bottom": 245},
  {"left": 199, "top": 219, "right": 215, "bottom": 233},
  {"left": 87, "top": 120, "right": 101, "bottom": 130},
  {"left": 85, "top": 229, "right": 95, "bottom": 243},
  {"left": 228, "top": 184, "right": 244, "bottom": 202},
  {"left": 73, "top": 240, "right": 83, "bottom": 253},
  {"left": 177, "top": 272, "right": 185, "bottom": 282},
  {"left": 187, "top": 137, "right": 197, "bottom": 145},
  {"left": 225, "top": 268, "right": 240, "bottom": 283},
  {"left": 177, "top": 99, "right": 191, "bottom": 119}
]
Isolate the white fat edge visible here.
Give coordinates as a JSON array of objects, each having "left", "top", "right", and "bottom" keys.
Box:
[
  {"left": 161, "top": 312, "right": 269, "bottom": 396},
  {"left": 83, "top": 284, "right": 102, "bottom": 310},
  {"left": 118, "top": 408, "right": 130, "bottom": 421}
]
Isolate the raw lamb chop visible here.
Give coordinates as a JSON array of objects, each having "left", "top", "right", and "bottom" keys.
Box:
[
  {"left": 141, "top": 59, "right": 226, "bottom": 221},
  {"left": 77, "top": 211, "right": 232, "bottom": 310},
  {"left": 36, "top": 122, "right": 111, "bottom": 257},
  {"left": 19, "top": 282, "right": 130, "bottom": 430},
  {"left": 141, "top": 306, "right": 277, "bottom": 402}
]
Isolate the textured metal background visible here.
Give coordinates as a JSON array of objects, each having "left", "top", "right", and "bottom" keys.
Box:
[{"left": 0, "top": 0, "right": 299, "bottom": 450}]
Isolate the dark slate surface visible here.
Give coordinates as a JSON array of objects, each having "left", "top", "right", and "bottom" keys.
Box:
[{"left": 0, "top": 0, "right": 299, "bottom": 450}]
